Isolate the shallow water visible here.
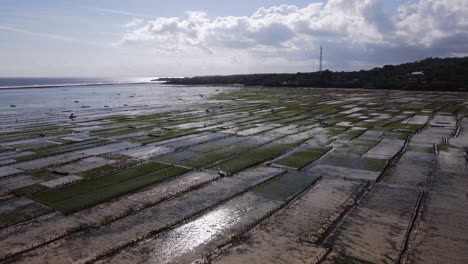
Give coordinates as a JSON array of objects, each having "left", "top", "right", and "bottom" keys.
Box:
[{"left": 0, "top": 83, "right": 234, "bottom": 115}]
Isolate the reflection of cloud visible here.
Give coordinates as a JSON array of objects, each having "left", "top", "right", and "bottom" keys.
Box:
[{"left": 117, "top": 0, "right": 468, "bottom": 70}]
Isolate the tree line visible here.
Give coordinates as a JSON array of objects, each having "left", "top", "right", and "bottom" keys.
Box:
[{"left": 158, "top": 57, "right": 468, "bottom": 91}]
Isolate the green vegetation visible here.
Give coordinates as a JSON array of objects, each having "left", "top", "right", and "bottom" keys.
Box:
[
  {"left": 327, "top": 126, "right": 349, "bottom": 136},
  {"left": 407, "top": 145, "right": 434, "bottom": 154},
  {"left": 385, "top": 122, "right": 425, "bottom": 133},
  {"left": 329, "top": 115, "right": 362, "bottom": 125},
  {"left": 183, "top": 152, "right": 234, "bottom": 169},
  {"left": 212, "top": 143, "right": 300, "bottom": 174},
  {"left": 322, "top": 154, "right": 388, "bottom": 172},
  {"left": 15, "top": 139, "right": 111, "bottom": 162},
  {"left": 76, "top": 155, "right": 139, "bottom": 178},
  {"left": 160, "top": 57, "right": 468, "bottom": 91},
  {"left": 13, "top": 142, "right": 59, "bottom": 151},
  {"left": 30, "top": 169, "right": 66, "bottom": 181},
  {"left": 91, "top": 125, "right": 159, "bottom": 138},
  {"left": 384, "top": 131, "right": 411, "bottom": 140},
  {"left": 254, "top": 172, "right": 320, "bottom": 201},
  {"left": 11, "top": 184, "right": 49, "bottom": 197},
  {"left": 275, "top": 147, "right": 331, "bottom": 169},
  {"left": 0, "top": 203, "right": 51, "bottom": 229},
  {"left": 340, "top": 129, "right": 367, "bottom": 140},
  {"left": 32, "top": 161, "right": 190, "bottom": 214},
  {"left": 334, "top": 139, "right": 380, "bottom": 156},
  {"left": 0, "top": 146, "right": 11, "bottom": 154},
  {"left": 333, "top": 255, "right": 376, "bottom": 264},
  {"left": 79, "top": 164, "right": 118, "bottom": 178},
  {"left": 0, "top": 127, "right": 72, "bottom": 142},
  {"left": 130, "top": 129, "right": 199, "bottom": 144}
]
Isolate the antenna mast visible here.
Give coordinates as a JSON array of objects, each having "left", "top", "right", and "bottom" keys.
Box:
[{"left": 319, "top": 45, "right": 323, "bottom": 73}]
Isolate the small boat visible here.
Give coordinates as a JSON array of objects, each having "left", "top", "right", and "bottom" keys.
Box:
[
  {"left": 81, "top": 106, "right": 91, "bottom": 108},
  {"left": 10, "top": 104, "right": 16, "bottom": 107},
  {"left": 74, "top": 101, "right": 79, "bottom": 103}
]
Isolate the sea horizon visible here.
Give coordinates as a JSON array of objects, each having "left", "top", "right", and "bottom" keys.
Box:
[{"left": 0, "top": 77, "right": 163, "bottom": 89}]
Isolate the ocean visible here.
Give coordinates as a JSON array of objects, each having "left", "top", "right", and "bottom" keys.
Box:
[
  {"left": 0, "top": 79, "right": 234, "bottom": 118},
  {"left": 0, "top": 77, "right": 155, "bottom": 89}
]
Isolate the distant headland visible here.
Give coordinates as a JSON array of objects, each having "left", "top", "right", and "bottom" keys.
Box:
[{"left": 156, "top": 57, "right": 468, "bottom": 92}]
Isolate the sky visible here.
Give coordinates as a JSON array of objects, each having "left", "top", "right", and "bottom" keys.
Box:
[{"left": 0, "top": 0, "right": 467, "bottom": 77}]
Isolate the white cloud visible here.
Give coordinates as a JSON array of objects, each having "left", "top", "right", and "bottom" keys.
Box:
[
  {"left": 124, "top": 18, "right": 144, "bottom": 28},
  {"left": 117, "top": 0, "right": 468, "bottom": 72}
]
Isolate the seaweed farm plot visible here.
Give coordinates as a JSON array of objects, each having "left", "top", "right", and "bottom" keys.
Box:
[{"left": 0, "top": 86, "right": 467, "bottom": 264}]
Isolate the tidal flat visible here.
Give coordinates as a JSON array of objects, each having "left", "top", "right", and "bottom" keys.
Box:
[{"left": 0, "top": 85, "right": 467, "bottom": 264}]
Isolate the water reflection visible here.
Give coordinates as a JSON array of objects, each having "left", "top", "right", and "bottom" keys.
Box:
[{"left": 147, "top": 204, "right": 251, "bottom": 263}]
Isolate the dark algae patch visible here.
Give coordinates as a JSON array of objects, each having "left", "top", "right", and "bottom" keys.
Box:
[
  {"left": 0, "top": 203, "right": 51, "bottom": 229},
  {"left": 333, "top": 255, "right": 376, "bottom": 264},
  {"left": 254, "top": 172, "right": 320, "bottom": 201},
  {"left": 32, "top": 161, "right": 189, "bottom": 214},
  {"left": 321, "top": 154, "right": 388, "bottom": 172},
  {"left": 275, "top": 147, "right": 331, "bottom": 169},
  {"left": 11, "top": 184, "right": 49, "bottom": 197}
]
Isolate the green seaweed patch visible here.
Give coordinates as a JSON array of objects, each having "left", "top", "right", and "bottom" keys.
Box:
[
  {"left": 11, "top": 184, "right": 49, "bottom": 197},
  {"left": 357, "top": 120, "right": 391, "bottom": 129},
  {"left": 329, "top": 115, "right": 362, "bottom": 125},
  {"left": 0, "top": 128, "right": 72, "bottom": 143},
  {"left": 79, "top": 164, "right": 119, "bottom": 178},
  {"left": 32, "top": 162, "right": 189, "bottom": 214},
  {"left": 333, "top": 255, "right": 375, "bottom": 264},
  {"left": 130, "top": 129, "right": 199, "bottom": 144},
  {"left": 274, "top": 114, "right": 311, "bottom": 125},
  {"left": 321, "top": 154, "right": 388, "bottom": 172},
  {"left": 0, "top": 203, "right": 52, "bottom": 229},
  {"left": 13, "top": 142, "right": 59, "bottom": 151},
  {"left": 183, "top": 151, "right": 234, "bottom": 169},
  {"left": 292, "top": 119, "right": 316, "bottom": 126},
  {"left": 275, "top": 147, "right": 331, "bottom": 169},
  {"left": 407, "top": 145, "right": 434, "bottom": 154},
  {"left": 327, "top": 126, "right": 349, "bottom": 136},
  {"left": 384, "top": 131, "right": 411, "bottom": 140},
  {"left": 333, "top": 255, "right": 376, "bottom": 264},
  {"left": 385, "top": 122, "right": 424, "bottom": 133},
  {"left": 110, "top": 115, "right": 134, "bottom": 123},
  {"left": 0, "top": 146, "right": 12, "bottom": 154},
  {"left": 15, "top": 139, "right": 111, "bottom": 162},
  {"left": 340, "top": 129, "right": 367, "bottom": 141},
  {"left": 30, "top": 170, "right": 64, "bottom": 181},
  {"left": 157, "top": 149, "right": 234, "bottom": 169},
  {"left": 254, "top": 172, "right": 320, "bottom": 201},
  {"left": 213, "top": 143, "right": 297, "bottom": 174},
  {"left": 92, "top": 127, "right": 140, "bottom": 137},
  {"left": 335, "top": 141, "right": 378, "bottom": 156}
]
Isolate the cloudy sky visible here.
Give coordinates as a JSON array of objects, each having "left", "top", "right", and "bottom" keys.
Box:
[{"left": 0, "top": 0, "right": 467, "bottom": 77}]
